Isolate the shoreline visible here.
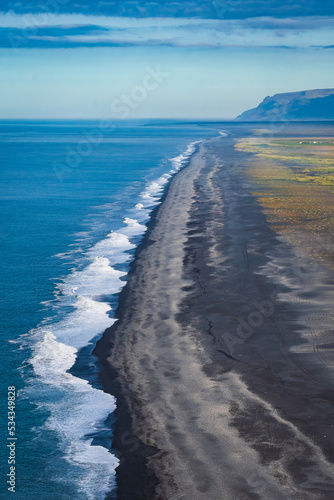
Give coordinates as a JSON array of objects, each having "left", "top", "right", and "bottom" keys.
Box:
[
  {"left": 95, "top": 132, "right": 334, "bottom": 499},
  {"left": 94, "top": 141, "right": 204, "bottom": 499}
]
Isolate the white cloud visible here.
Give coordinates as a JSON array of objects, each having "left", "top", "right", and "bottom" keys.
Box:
[{"left": 1, "top": 13, "right": 334, "bottom": 48}]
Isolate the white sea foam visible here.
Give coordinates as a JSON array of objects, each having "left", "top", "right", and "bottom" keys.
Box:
[
  {"left": 140, "top": 177, "right": 169, "bottom": 205},
  {"left": 30, "top": 330, "right": 118, "bottom": 500},
  {"left": 87, "top": 231, "right": 135, "bottom": 263},
  {"left": 51, "top": 296, "right": 114, "bottom": 348},
  {"left": 118, "top": 217, "right": 147, "bottom": 237},
  {"left": 27, "top": 139, "right": 200, "bottom": 499},
  {"left": 169, "top": 140, "right": 200, "bottom": 171},
  {"left": 31, "top": 330, "right": 77, "bottom": 380},
  {"left": 61, "top": 256, "right": 126, "bottom": 298},
  {"left": 140, "top": 140, "right": 201, "bottom": 206}
]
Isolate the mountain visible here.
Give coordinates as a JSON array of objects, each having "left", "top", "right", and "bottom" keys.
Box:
[{"left": 236, "top": 89, "right": 334, "bottom": 121}]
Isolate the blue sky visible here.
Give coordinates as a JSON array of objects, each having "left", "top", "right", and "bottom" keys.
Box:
[{"left": 0, "top": 1, "right": 333, "bottom": 118}]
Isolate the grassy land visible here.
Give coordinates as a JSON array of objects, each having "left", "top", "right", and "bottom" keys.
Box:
[{"left": 236, "top": 137, "right": 334, "bottom": 266}]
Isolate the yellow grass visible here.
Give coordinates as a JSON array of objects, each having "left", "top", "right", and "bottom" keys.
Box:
[{"left": 236, "top": 137, "right": 334, "bottom": 266}]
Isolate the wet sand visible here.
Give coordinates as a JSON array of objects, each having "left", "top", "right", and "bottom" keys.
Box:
[{"left": 95, "top": 132, "right": 334, "bottom": 500}]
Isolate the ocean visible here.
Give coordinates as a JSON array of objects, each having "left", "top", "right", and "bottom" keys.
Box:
[{"left": 0, "top": 120, "right": 219, "bottom": 499}]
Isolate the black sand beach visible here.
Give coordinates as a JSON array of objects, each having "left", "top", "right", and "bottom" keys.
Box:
[{"left": 95, "top": 127, "right": 334, "bottom": 500}]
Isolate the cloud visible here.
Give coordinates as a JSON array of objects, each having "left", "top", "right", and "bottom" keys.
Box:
[
  {"left": 1, "top": 15, "right": 334, "bottom": 50},
  {"left": 1, "top": 2, "right": 333, "bottom": 51},
  {"left": 0, "top": 0, "right": 334, "bottom": 19}
]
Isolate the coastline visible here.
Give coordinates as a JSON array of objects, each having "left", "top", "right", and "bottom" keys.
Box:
[
  {"left": 95, "top": 133, "right": 334, "bottom": 499},
  {"left": 94, "top": 141, "right": 204, "bottom": 499}
]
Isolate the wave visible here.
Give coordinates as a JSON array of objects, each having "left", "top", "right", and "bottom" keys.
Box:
[
  {"left": 23, "top": 140, "right": 200, "bottom": 499},
  {"left": 29, "top": 327, "right": 118, "bottom": 500}
]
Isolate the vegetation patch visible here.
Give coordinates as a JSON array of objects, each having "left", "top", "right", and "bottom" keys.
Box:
[{"left": 236, "top": 137, "right": 334, "bottom": 266}]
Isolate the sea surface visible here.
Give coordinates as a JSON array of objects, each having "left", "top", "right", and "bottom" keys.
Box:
[{"left": 0, "top": 120, "right": 220, "bottom": 499}]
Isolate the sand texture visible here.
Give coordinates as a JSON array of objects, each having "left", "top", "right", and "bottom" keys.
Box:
[{"left": 96, "top": 134, "right": 334, "bottom": 500}]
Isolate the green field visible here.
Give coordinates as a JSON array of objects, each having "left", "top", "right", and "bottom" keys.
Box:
[
  {"left": 236, "top": 137, "right": 334, "bottom": 266},
  {"left": 237, "top": 138, "right": 334, "bottom": 188}
]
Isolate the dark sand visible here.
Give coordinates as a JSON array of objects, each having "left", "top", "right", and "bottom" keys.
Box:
[{"left": 95, "top": 131, "right": 334, "bottom": 500}]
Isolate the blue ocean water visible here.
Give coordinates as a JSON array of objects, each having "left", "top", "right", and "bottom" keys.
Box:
[{"left": 0, "top": 120, "right": 219, "bottom": 499}]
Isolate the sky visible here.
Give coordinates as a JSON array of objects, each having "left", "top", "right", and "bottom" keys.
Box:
[{"left": 0, "top": 1, "right": 333, "bottom": 119}]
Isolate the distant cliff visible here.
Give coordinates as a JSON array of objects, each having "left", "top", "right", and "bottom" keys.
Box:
[{"left": 236, "top": 89, "right": 334, "bottom": 121}]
